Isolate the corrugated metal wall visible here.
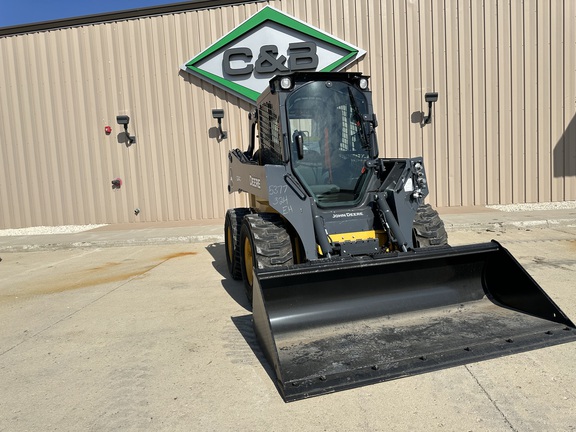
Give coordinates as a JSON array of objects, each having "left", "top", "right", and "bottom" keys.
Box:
[{"left": 1, "top": 0, "right": 575, "bottom": 228}]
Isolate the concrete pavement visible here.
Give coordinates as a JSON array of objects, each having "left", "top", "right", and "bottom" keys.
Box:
[{"left": 1, "top": 206, "right": 576, "bottom": 431}]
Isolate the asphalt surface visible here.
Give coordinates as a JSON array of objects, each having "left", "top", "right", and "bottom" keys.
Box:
[{"left": 0, "top": 206, "right": 575, "bottom": 431}]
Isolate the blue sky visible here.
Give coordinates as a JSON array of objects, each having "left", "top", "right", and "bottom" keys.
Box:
[{"left": 0, "top": 0, "right": 185, "bottom": 27}]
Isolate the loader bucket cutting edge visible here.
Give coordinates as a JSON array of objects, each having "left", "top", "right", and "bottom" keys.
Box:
[{"left": 251, "top": 241, "right": 576, "bottom": 402}]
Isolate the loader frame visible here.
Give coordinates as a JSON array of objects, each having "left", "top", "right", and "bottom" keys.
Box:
[{"left": 222, "top": 72, "right": 576, "bottom": 402}]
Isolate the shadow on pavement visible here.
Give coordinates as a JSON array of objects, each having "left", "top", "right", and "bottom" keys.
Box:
[
  {"left": 206, "top": 243, "right": 277, "bottom": 390},
  {"left": 206, "top": 243, "right": 251, "bottom": 311},
  {"left": 231, "top": 314, "right": 277, "bottom": 386}
]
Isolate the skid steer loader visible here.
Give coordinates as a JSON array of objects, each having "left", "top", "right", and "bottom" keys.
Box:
[{"left": 223, "top": 72, "right": 576, "bottom": 402}]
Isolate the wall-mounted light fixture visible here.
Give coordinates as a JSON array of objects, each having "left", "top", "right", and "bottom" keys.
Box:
[
  {"left": 423, "top": 92, "right": 438, "bottom": 125},
  {"left": 212, "top": 109, "right": 227, "bottom": 140},
  {"left": 116, "top": 115, "right": 136, "bottom": 144}
]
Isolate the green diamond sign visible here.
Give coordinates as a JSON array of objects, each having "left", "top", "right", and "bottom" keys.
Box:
[{"left": 181, "top": 6, "right": 366, "bottom": 103}]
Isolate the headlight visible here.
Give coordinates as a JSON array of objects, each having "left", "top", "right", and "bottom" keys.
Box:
[
  {"left": 280, "top": 77, "right": 292, "bottom": 90},
  {"left": 359, "top": 77, "right": 369, "bottom": 90}
]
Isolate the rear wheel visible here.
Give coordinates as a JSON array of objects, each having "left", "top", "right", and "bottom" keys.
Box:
[
  {"left": 413, "top": 204, "right": 448, "bottom": 247},
  {"left": 224, "top": 208, "right": 250, "bottom": 280},
  {"left": 240, "top": 213, "right": 294, "bottom": 304}
]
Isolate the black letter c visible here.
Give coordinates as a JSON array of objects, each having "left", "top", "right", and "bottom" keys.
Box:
[{"left": 223, "top": 48, "right": 254, "bottom": 76}]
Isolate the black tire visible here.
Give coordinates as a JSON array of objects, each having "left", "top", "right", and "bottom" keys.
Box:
[
  {"left": 413, "top": 204, "right": 449, "bottom": 248},
  {"left": 224, "top": 208, "right": 250, "bottom": 280},
  {"left": 240, "top": 213, "right": 294, "bottom": 304}
]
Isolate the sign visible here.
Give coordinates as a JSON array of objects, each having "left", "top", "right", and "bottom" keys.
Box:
[{"left": 181, "top": 6, "right": 366, "bottom": 102}]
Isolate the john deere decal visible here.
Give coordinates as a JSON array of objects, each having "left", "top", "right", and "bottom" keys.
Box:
[{"left": 181, "top": 6, "right": 366, "bottom": 102}]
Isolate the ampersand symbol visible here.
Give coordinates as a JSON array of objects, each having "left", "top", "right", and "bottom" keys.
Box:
[{"left": 255, "top": 45, "right": 289, "bottom": 74}]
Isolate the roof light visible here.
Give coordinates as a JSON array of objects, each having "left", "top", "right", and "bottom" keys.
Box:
[
  {"left": 280, "top": 77, "right": 292, "bottom": 90},
  {"left": 359, "top": 78, "right": 369, "bottom": 90}
]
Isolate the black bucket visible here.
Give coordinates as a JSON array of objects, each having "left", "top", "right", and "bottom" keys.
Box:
[{"left": 251, "top": 241, "right": 576, "bottom": 402}]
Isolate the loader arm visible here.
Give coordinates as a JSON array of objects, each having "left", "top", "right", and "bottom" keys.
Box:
[{"left": 228, "top": 149, "right": 318, "bottom": 260}]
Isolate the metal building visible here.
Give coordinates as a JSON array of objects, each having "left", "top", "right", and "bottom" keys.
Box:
[{"left": 1, "top": 0, "right": 575, "bottom": 228}]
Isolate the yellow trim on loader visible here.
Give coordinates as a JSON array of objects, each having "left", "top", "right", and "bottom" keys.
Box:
[{"left": 329, "top": 230, "right": 387, "bottom": 246}]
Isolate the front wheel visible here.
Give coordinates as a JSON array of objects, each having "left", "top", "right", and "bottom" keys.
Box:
[
  {"left": 240, "top": 213, "right": 294, "bottom": 305},
  {"left": 412, "top": 204, "right": 448, "bottom": 248}
]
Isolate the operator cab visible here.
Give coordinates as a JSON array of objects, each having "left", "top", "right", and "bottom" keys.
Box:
[{"left": 284, "top": 75, "right": 375, "bottom": 208}]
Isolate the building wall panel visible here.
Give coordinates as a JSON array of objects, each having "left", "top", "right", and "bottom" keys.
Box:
[
  {"left": 470, "top": 0, "right": 487, "bottom": 206},
  {"left": 523, "top": 0, "right": 538, "bottom": 204},
  {"left": 537, "top": 2, "right": 552, "bottom": 203},
  {"left": 1, "top": 0, "right": 575, "bottom": 228},
  {"left": 564, "top": 0, "right": 576, "bottom": 197},
  {"left": 550, "top": 3, "right": 565, "bottom": 202}
]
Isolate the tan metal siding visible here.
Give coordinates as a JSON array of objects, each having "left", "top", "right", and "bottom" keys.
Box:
[
  {"left": 484, "top": 0, "right": 501, "bottom": 205},
  {"left": 564, "top": 0, "right": 576, "bottom": 198},
  {"left": 430, "top": 1, "right": 450, "bottom": 206},
  {"left": 1, "top": 0, "right": 575, "bottom": 228},
  {"left": 471, "top": 0, "right": 487, "bottom": 206},
  {"left": 536, "top": 2, "right": 551, "bottom": 203},
  {"left": 550, "top": 4, "right": 565, "bottom": 202},
  {"left": 524, "top": 0, "right": 538, "bottom": 204}
]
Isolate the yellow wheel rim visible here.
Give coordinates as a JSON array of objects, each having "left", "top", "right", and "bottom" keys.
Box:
[
  {"left": 243, "top": 236, "right": 253, "bottom": 287},
  {"left": 226, "top": 224, "right": 233, "bottom": 261}
]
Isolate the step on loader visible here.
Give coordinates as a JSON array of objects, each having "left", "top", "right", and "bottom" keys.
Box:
[{"left": 222, "top": 72, "right": 576, "bottom": 401}]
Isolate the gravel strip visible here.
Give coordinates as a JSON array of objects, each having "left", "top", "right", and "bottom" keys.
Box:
[
  {"left": 0, "top": 224, "right": 108, "bottom": 237},
  {"left": 486, "top": 201, "right": 576, "bottom": 212}
]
